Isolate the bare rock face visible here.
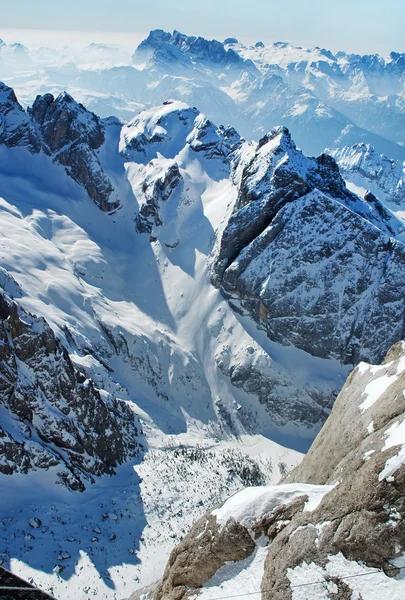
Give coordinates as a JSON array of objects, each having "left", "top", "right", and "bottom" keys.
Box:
[
  {"left": 0, "top": 278, "right": 140, "bottom": 491},
  {"left": 0, "top": 82, "right": 40, "bottom": 153},
  {"left": 260, "top": 342, "right": 405, "bottom": 599},
  {"left": 153, "top": 342, "right": 405, "bottom": 600},
  {"left": 154, "top": 513, "right": 255, "bottom": 600},
  {"left": 29, "top": 92, "right": 119, "bottom": 211},
  {"left": 136, "top": 160, "right": 183, "bottom": 237},
  {"left": 211, "top": 127, "right": 405, "bottom": 368}
]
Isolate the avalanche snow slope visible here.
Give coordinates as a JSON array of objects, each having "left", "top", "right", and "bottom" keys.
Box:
[{"left": 0, "top": 103, "right": 304, "bottom": 599}]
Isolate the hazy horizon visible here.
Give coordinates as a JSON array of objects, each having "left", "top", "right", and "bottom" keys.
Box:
[{"left": 0, "top": 0, "right": 404, "bottom": 56}]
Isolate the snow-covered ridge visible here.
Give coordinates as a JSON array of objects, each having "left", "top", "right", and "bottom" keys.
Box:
[
  {"left": 330, "top": 143, "right": 405, "bottom": 211},
  {"left": 2, "top": 30, "right": 405, "bottom": 161}
]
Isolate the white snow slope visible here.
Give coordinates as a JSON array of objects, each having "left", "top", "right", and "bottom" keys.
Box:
[
  {"left": 0, "top": 92, "right": 401, "bottom": 599},
  {"left": 0, "top": 105, "right": 310, "bottom": 599}
]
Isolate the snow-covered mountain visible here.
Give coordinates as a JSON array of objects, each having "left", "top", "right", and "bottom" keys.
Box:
[
  {"left": 2, "top": 31, "right": 405, "bottom": 161},
  {"left": 0, "top": 81, "right": 405, "bottom": 599},
  {"left": 330, "top": 143, "right": 405, "bottom": 214},
  {"left": 155, "top": 340, "right": 405, "bottom": 600}
]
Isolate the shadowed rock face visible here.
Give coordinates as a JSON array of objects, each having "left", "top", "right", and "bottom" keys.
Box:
[
  {"left": 211, "top": 126, "right": 405, "bottom": 366},
  {"left": 0, "top": 82, "right": 119, "bottom": 211},
  {"left": 152, "top": 342, "right": 405, "bottom": 600},
  {"left": 0, "top": 277, "right": 140, "bottom": 491},
  {"left": 0, "top": 82, "right": 40, "bottom": 153},
  {"left": 29, "top": 92, "right": 120, "bottom": 211}
]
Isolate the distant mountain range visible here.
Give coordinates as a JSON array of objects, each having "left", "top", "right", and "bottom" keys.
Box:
[{"left": 1, "top": 29, "right": 405, "bottom": 160}]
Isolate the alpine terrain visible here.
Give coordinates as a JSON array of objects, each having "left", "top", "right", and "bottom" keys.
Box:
[{"left": 0, "top": 26, "right": 404, "bottom": 600}]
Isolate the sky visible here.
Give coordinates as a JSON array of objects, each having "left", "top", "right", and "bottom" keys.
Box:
[{"left": 0, "top": 0, "right": 403, "bottom": 55}]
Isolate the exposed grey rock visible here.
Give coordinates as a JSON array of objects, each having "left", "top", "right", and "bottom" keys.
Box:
[
  {"left": 29, "top": 91, "right": 119, "bottom": 211},
  {"left": 211, "top": 127, "right": 405, "bottom": 371},
  {"left": 136, "top": 161, "right": 183, "bottom": 237},
  {"left": 0, "top": 274, "right": 140, "bottom": 491},
  {"left": 0, "top": 82, "right": 40, "bottom": 153}
]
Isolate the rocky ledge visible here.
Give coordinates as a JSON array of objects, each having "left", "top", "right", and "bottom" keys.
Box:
[{"left": 152, "top": 341, "right": 405, "bottom": 599}]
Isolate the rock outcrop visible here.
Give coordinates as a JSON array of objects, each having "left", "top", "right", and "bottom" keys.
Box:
[
  {"left": 153, "top": 341, "right": 405, "bottom": 599},
  {"left": 155, "top": 513, "right": 255, "bottom": 600},
  {"left": 29, "top": 91, "right": 120, "bottom": 210},
  {"left": 211, "top": 126, "right": 405, "bottom": 366},
  {"left": 0, "top": 272, "right": 140, "bottom": 491},
  {"left": 0, "top": 82, "right": 119, "bottom": 211}
]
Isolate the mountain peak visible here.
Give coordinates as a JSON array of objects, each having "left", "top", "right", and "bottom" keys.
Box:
[
  {"left": 133, "top": 29, "right": 250, "bottom": 69},
  {"left": 0, "top": 82, "right": 40, "bottom": 153}
]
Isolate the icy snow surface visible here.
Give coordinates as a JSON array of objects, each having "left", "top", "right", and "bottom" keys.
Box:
[
  {"left": 288, "top": 552, "right": 405, "bottom": 600},
  {"left": 212, "top": 483, "right": 332, "bottom": 527}
]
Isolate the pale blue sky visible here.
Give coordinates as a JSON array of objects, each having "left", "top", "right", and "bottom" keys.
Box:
[{"left": 0, "top": 0, "right": 403, "bottom": 54}]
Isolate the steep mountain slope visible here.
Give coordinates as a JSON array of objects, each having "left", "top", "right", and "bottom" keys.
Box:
[
  {"left": 2, "top": 31, "right": 405, "bottom": 160},
  {"left": 330, "top": 143, "right": 405, "bottom": 218},
  {"left": 155, "top": 340, "right": 405, "bottom": 600},
  {"left": 0, "top": 282, "right": 140, "bottom": 492},
  {"left": 0, "top": 84, "right": 405, "bottom": 598},
  {"left": 211, "top": 127, "right": 405, "bottom": 369}
]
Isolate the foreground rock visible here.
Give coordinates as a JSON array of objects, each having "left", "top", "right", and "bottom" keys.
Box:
[{"left": 153, "top": 341, "right": 405, "bottom": 599}]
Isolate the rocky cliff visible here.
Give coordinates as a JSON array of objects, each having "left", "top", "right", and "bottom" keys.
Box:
[
  {"left": 0, "top": 269, "right": 140, "bottom": 492},
  {"left": 154, "top": 341, "right": 405, "bottom": 599},
  {"left": 211, "top": 126, "right": 405, "bottom": 367},
  {"left": 0, "top": 82, "right": 119, "bottom": 211}
]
